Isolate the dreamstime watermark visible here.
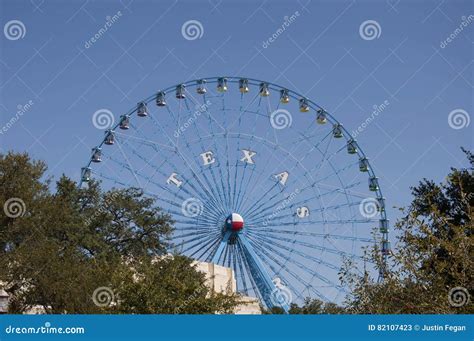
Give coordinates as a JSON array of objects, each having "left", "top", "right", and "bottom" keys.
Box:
[
  {"left": 351, "top": 100, "right": 390, "bottom": 138},
  {"left": 263, "top": 189, "right": 300, "bottom": 226},
  {"left": 174, "top": 100, "right": 211, "bottom": 138},
  {"left": 270, "top": 277, "right": 292, "bottom": 308},
  {"left": 84, "top": 192, "right": 121, "bottom": 227},
  {"left": 3, "top": 198, "right": 26, "bottom": 218},
  {"left": 92, "top": 287, "right": 115, "bottom": 307},
  {"left": 448, "top": 286, "right": 470, "bottom": 307},
  {"left": 451, "top": 192, "right": 473, "bottom": 216},
  {"left": 4, "top": 20, "right": 26, "bottom": 40},
  {"left": 181, "top": 198, "right": 204, "bottom": 218},
  {"left": 262, "top": 11, "right": 300, "bottom": 48},
  {"left": 181, "top": 20, "right": 204, "bottom": 40},
  {"left": 270, "top": 109, "right": 292, "bottom": 130},
  {"left": 448, "top": 109, "right": 470, "bottom": 130},
  {"left": 359, "top": 197, "right": 379, "bottom": 219},
  {"left": 84, "top": 11, "right": 123, "bottom": 49},
  {"left": 92, "top": 108, "right": 115, "bottom": 130},
  {"left": 174, "top": 286, "right": 206, "bottom": 313},
  {"left": 440, "top": 15, "right": 474, "bottom": 48},
  {"left": 5, "top": 322, "right": 85, "bottom": 335},
  {"left": 0, "top": 100, "right": 34, "bottom": 135},
  {"left": 359, "top": 20, "right": 381, "bottom": 41}
]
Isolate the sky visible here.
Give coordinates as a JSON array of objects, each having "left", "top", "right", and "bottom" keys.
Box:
[{"left": 0, "top": 0, "right": 473, "bottom": 295}]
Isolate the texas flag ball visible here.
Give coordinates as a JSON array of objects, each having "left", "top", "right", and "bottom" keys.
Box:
[{"left": 225, "top": 213, "right": 244, "bottom": 232}]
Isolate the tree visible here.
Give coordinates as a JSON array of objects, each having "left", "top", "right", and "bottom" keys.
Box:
[
  {"left": 343, "top": 148, "right": 473, "bottom": 314},
  {"left": 289, "top": 298, "right": 345, "bottom": 314},
  {"left": 0, "top": 152, "right": 238, "bottom": 314},
  {"left": 111, "top": 255, "right": 237, "bottom": 314}
]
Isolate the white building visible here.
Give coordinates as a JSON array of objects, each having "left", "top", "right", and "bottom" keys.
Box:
[{"left": 193, "top": 261, "right": 261, "bottom": 314}]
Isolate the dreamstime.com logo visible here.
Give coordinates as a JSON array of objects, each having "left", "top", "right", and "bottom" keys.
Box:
[
  {"left": 3, "top": 20, "right": 26, "bottom": 40},
  {"left": 5, "top": 322, "right": 85, "bottom": 335},
  {"left": 448, "top": 109, "right": 470, "bottom": 130},
  {"left": 359, "top": 197, "right": 380, "bottom": 219},
  {"left": 359, "top": 20, "right": 381, "bottom": 41},
  {"left": 270, "top": 277, "right": 292, "bottom": 308},
  {"left": 0, "top": 100, "right": 34, "bottom": 135},
  {"left": 270, "top": 109, "right": 292, "bottom": 130},
  {"left": 440, "top": 15, "right": 474, "bottom": 49},
  {"left": 181, "top": 198, "right": 204, "bottom": 218},
  {"left": 92, "top": 287, "right": 115, "bottom": 307},
  {"left": 181, "top": 20, "right": 204, "bottom": 40},
  {"left": 3, "top": 198, "right": 26, "bottom": 218},
  {"left": 92, "top": 109, "right": 115, "bottom": 130},
  {"left": 448, "top": 286, "right": 470, "bottom": 308}
]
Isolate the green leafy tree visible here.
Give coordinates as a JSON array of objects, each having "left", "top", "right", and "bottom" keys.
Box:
[
  {"left": 289, "top": 298, "right": 345, "bottom": 314},
  {"left": 111, "top": 255, "right": 238, "bottom": 314},
  {"left": 343, "top": 149, "right": 473, "bottom": 314}
]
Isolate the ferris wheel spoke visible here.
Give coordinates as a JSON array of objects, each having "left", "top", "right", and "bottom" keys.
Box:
[
  {"left": 93, "top": 168, "right": 192, "bottom": 216},
  {"left": 248, "top": 238, "right": 326, "bottom": 302},
  {"left": 113, "top": 138, "right": 142, "bottom": 188},
  {"left": 247, "top": 233, "right": 346, "bottom": 293},
  {"left": 312, "top": 161, "right": 359, "bottom": 184},
  {"left": 229, "top": 92, "right": 264, "bottom": 211},
  {"left": 114, "top": 137, "right": 223, "bottom": 217},
  {"left": 240, "top": 181, "right": 281, "bottom": 218},
  {"left": 176, "top": 232, "right": 221, "bottom": 255},
  {"left": 184, "top": 94, "right": 233, "bottom": 212},
  {"left": 234, "top": 94, "right": 261, "bottom": 211},
  {"left": 247, "top": 232, "right": 341, "bottom": 273},
  {"left": 253, "top": 232, "right": 367, "bottom": 261},
  {"left": 190, "top": 235, "right": 222, "bottom": 261},
  {"left": 180, "top": 95, "right": 230, "bottom": 213},
  {"left": 248, "top": 228, "right": 374, "bottom": 243},
  {"left": 247, "top": 219, "right": 375, "bottom": 230},
  {"left": 236, "top": 141, "right": 292, "bottom": 215},
  {"left": 146, "top": 110, "right": 227, "bottom": 216},
  {"left": 161, "top": 209, "right": 217, "bottom": 225},
  {"left": 217, "top": 93, "right": 234, "bottom": 210},
  {"left": 114, "top": 131, "right": 175, "bottom": 151},
  {"left": 235, "top": 128, "right": 326, "bottom": 217},
  {"left": 246, "top": 181, "right": 367, "bottom": 226},
  {"left": 105, "top": 154, "right": 224, "bottom": 223},
  {"left": 171, "top": 229, "right": 216, "bottom": 240},
  {"left": 171, "top": 226, "right": 218, "bottom": 233},
  {"left": 233, "top": 95, "right": 265, "bottom": 212}
]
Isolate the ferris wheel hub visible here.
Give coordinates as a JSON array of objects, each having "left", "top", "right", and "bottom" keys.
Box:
[{"left": 225, "top": 213, "right": 244, "bottom": 232}]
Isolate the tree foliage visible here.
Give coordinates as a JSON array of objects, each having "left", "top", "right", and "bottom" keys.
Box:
[
  {"left": 0, "top": 152, "right": 238, "bottom": 314},
  {"left": 289, "top": 298, "right": 345, "bottom": 314},
  {"left": 343, "top": 148, "right": 473, "bottom": 314}
]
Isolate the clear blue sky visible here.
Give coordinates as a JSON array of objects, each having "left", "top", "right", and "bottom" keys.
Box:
[{"left": 0, "top": 0, "right": 472, "bottom": 232}]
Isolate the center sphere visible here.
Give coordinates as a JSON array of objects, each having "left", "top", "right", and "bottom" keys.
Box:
[{"left": 225, "top": 213, "right": 244, "bottom": 232}]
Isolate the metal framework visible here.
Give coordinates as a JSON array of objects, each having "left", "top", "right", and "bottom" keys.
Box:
[{"left": 80, "top": 77, "right": 390, "bottom": 312}]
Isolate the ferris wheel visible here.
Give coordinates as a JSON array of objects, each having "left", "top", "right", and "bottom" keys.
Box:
[{"left": 80, "top": 77, "right": 390, "bottom": 312}]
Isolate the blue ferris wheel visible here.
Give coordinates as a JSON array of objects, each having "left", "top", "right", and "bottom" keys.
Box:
[{"left": 80, "top": 77, "right": 390, "bottom": 312}]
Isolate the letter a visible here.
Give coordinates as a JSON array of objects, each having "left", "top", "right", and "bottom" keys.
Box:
[{"left": 274, "top": 171, "right": 289, "bottom": 185}]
